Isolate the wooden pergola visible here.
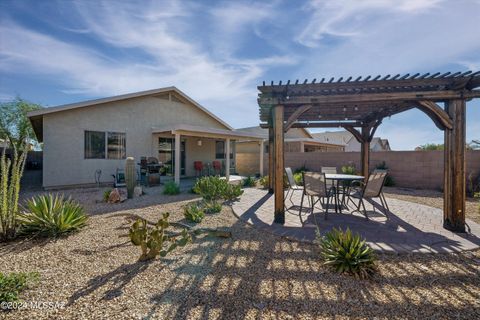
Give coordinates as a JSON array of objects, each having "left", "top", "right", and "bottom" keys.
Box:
[{"left": 258, "top": 71, "right": 480, "bottom": 232}]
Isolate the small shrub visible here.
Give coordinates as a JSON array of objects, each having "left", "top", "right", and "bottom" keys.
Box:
[
  {"left": 242, "top": 176, "right": 256, "bottom": 187},
  {"left": 259, "top": 176, "right": 269, "bottom": 189},
  {"left": 193, "top": 176, "right": 228, "bottom": 202},
  {"left": 294, "top": 165, "right": 309, "bottom": 174},
  {"left": 163, "top": 181, "right": 180, "bottom": 195},
  {"left": 129, "top": 213, "right": 191, "bottom": 261},
  {"left": 103, "top": 189, "right": 112, "bottom": 202},
  {"left": 293, "top": 172, "right": 303, "bottom": 186},
  {"left": 375, "top": 161, "right": 395, "bottom": 186},
  {"left": 204, "top": 201, "right": 222, "bottom": 214},
  {"left": 18, "top": 194, "right": 87, "bottom": 237},
  {"left": 0, "top": 271, "right": 40, "bottom": 303},
  {"left": 318, "top": 228, "right": 377, "bottom": 279},
  {"left": 184, "top": 203, "right": 205, "bottom": 223},
  {"left": 224, "top": 184, "right": 244, "bottom": 202},
  {"left": 341, "top": 165, "right": 357, "bottom": 175}
]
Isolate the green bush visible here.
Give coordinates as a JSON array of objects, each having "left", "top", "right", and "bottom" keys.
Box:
[
  {"left": 0, "top": 271, "right": 40, "bottom": 303},
  {"left": 204, "top": 201, "right": 222, "bottom": 214},
  {"left": 103, "top": 189, "right": 112, "bottom": 202},
  {"left": 318, "top": 228, "right": 377, "bottom": 279},
  {"left": 341, "top": 165, "right": 357, "bottom": 175},
  {"left": 223, "top": 184, "right": 244, "bottom": 202},
  {"left": 375, "top": 162, "right": 395, "bottom": 186},
  {"left": 294, "top": 165, "right": 309, "bottom": 174},
  {"left": 163, "top": 181, "right": 180, "bottom": 195},
  {"left": 259, "top": 176, "right": 269, "bottom": 189},
  {"left": 193, "top": 176, "right": 228, "bottom": 202},
  {"left": 184, "top": 203, "right": 205, "bottom": 223},
  {"left": 242, "top": 176, "right": 256, "bottom": 187},
  {"left": 293, "top": 172, "right": 303, "bottom": 186},
  {"left": 18, "top": 194, "right": 87, "bottom": 237}
]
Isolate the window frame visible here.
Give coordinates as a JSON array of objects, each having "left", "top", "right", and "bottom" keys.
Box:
[{"left": 84, "top": 130, "right": 126, "bottom": 160}]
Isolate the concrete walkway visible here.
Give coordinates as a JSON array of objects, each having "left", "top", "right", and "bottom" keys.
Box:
[{"left": 232, "top": 188, "right": 480, "bottom": 253}]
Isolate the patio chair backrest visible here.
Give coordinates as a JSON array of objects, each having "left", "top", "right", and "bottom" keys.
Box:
[
  {"left": 285, "top": 167, "right": 297, "bottom": 188},
  {"left": 321, "top": 167, "right": 337, "bottom": 174},
  {"left": 302, "top": 172, "right": 328, "bottom": 197},
  {"left": 364, "top": 170, "right": 388, "bottom": 197}
]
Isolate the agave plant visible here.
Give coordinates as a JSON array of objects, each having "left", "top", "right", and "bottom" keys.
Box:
[
  {"left": 319, "top": 227, "right": 377, "bottom": 279},
  {"left": 18, "top": 194, "right": 87, "bottom": 237}
]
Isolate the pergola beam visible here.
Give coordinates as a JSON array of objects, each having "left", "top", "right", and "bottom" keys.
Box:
[
  {"left": 416, "top": 100, "right": 453, "bottom": 130},
  {"left": 284, "top": 104, "right": 312, "bottom": 131}
]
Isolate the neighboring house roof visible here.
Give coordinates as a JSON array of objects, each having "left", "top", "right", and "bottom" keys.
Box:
[
  {"left": 28, "top": 87, "right": 232, "bottom": 141},
  {"left": 311, "top": 131, "right": 354, "bottom": 146},
  {"left": 235, "top": 126, "right": 313, "bottom": 140},
  {"left": 312, "top": 130, "right": 391, "bottom": 151}
]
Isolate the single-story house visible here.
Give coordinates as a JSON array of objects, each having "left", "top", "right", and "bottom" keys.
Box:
[
  {"left": 312, "top": 130, "right": 391, "bottom": 152},
  {"left": 28, "top": 87, "right": 263, "bottom": 189},
  {"left": 234, "top": 126, "right": 344, "bottom": 176}
]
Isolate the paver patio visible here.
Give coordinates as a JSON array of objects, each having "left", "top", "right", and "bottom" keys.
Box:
[{"left": 232, "top": 188, "right": 480, "bottom": 253}]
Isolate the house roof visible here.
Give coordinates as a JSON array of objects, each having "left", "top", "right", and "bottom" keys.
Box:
[
  {"left": 311, "top": 131, "right": 354, "bottom": 146},
  {"left": 235, "top": 126, "right": 313, "bottom": 139},
  {"left": 152, "top": 124, "right": 264, "bottom": 141},
  {"left": 28, "top": 87, "right": 233, "bottom": 142}
]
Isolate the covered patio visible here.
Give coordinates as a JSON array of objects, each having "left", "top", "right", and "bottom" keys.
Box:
[
  {"left": 151, "top": 124, "right": 264, "bottom": 184},
  {"left": 258, "top": 71, "right": 480, "bottom": 233}
]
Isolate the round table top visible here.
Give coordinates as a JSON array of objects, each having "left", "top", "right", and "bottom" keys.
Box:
[{"left": 324, "top": 173, "right": 364, "bottom": 180}]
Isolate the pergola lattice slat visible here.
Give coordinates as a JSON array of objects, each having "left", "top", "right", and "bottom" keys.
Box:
[{"left": 259, "top": 71, "right": 480, "bottom": 232}]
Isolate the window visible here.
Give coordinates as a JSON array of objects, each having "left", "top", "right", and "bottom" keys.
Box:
[
  {"left": 107, "top": 132, "right": 126, "bottom": 159},
  {"left": 85, "top": 131, "right": 126, "bottom": 159},
  {"left": 85, "top": 131, "right": 105, "bottom": 159},
  {"left": 215, "top": 141, "right": 225, "bottom": 159}
]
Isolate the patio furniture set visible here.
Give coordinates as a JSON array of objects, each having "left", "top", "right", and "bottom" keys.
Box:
[
  {"left": 194, "top": 160, "right": 223, "bottom": 177},
  {"left": 284, "top": 167, "right": 389, "bottom": 222}
]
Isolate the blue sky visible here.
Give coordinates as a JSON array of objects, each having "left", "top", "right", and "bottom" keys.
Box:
[{"left": 0, "top": 0, "right": 479, "bottom": 150}]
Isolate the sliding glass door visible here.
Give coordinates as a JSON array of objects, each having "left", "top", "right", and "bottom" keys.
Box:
[{"left": 158, "top": 137, "right": 185, "bottom": 176}]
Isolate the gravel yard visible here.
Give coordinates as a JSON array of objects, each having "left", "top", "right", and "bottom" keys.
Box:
[{"left": 1, "top": 187, "right": 479, "bottom": 319}]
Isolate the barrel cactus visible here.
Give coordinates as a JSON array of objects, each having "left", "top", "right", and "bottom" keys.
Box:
[{"left": 125, "top": 157, "right": 135, "bottom": 199}]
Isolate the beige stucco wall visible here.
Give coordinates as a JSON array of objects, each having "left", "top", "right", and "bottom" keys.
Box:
[{"left": 42, "top": 95, "right": 229, "bottom": 187}]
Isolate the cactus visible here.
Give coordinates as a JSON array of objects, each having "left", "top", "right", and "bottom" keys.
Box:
[
  {"left": 129, "top": 212, "right": 192, "bottom": 261},
  {"left": 125, "top": 157, "right": 135, "bottom": 199}
]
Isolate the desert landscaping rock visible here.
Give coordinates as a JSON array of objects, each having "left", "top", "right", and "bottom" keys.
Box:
[{"left": 1, "top": 186, "right": 479, "bottom": 319}]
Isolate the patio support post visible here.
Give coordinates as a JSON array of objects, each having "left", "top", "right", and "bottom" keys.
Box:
[
  {"left": 225, "top": 138, "right": 231, "bottom": 181},
  {"left": 443, "top": 99, "right": 466, "bottom": 232},
  {"left": 273, "top": 104, "right": 285, "bottom": 224},
  {"left": 268, "top": 125, "right": 274, "bottom": 193},
  {"left": 174, "top": 133, "right": 181, "bottom": 185},
  {"left": 259, "top": 140, "right": 264, "bottom": 176},
  {"left": 360, "top": 126, "right": 370, "bottom": 180}
]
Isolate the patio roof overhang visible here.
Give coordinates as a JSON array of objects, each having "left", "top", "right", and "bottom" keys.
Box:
[
  {"left": 152, "top": 124, "right": 264, "bottom": 141},
  {"left": 258, "top": 71, "right": 480, "bottom": 232}
]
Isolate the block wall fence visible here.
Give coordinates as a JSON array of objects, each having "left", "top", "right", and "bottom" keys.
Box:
[{"left": 236, "top": 150, "right": 480, "bottom": 190}]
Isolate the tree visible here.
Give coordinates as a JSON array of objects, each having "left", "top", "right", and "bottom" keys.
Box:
[
  {"left": 416, "top": 143, "right": 444, "bottom": 151},
  {"left": 0, "top": 97, "right": 42, "bottom": 151}
]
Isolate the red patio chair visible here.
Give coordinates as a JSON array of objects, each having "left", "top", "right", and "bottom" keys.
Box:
[
  {"left": 212, "top": 160, "right": 222, "bottom": 175},
  {"left": 194, "top": 161, "right": 203, "bottom": 177}
]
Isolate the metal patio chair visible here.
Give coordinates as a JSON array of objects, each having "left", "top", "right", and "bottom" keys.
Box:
[
  {"left": 349, "top": 170, "right": 389, "bottom": 220},
  {"left": 299, "top": 172, "right": 333, "bottom": 222},
  {"left": 284, "top": 167, "right": 303, "bottom": 208}
]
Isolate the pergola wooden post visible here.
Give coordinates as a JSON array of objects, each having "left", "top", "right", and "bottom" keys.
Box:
[
  {"left": 272, "top": 104, "right": 285, "bottom": 224},
  {"left": 444, "top": 99, "right": 466, "bottom": 232},
  {"left": 268, "top": 123, "right": 274, "bottom": 193},
  {"left": 258, "top": 71, "right": 480, "bottom": 230}
]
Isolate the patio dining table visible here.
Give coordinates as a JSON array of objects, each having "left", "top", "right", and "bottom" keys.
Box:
[{"left": 324, "top": 173, "right": 364, "bottom": 214}]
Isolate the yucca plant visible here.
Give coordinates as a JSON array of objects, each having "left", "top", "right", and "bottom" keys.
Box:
[
  {"left": 319, "top": 228, "right": 377, "bottom": 279},
  {"left": 0, "top": 147, "right": 27, "bottom": 241},
  {"left": 18, "top": 194, "right": 87, "bottom": 237}
]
